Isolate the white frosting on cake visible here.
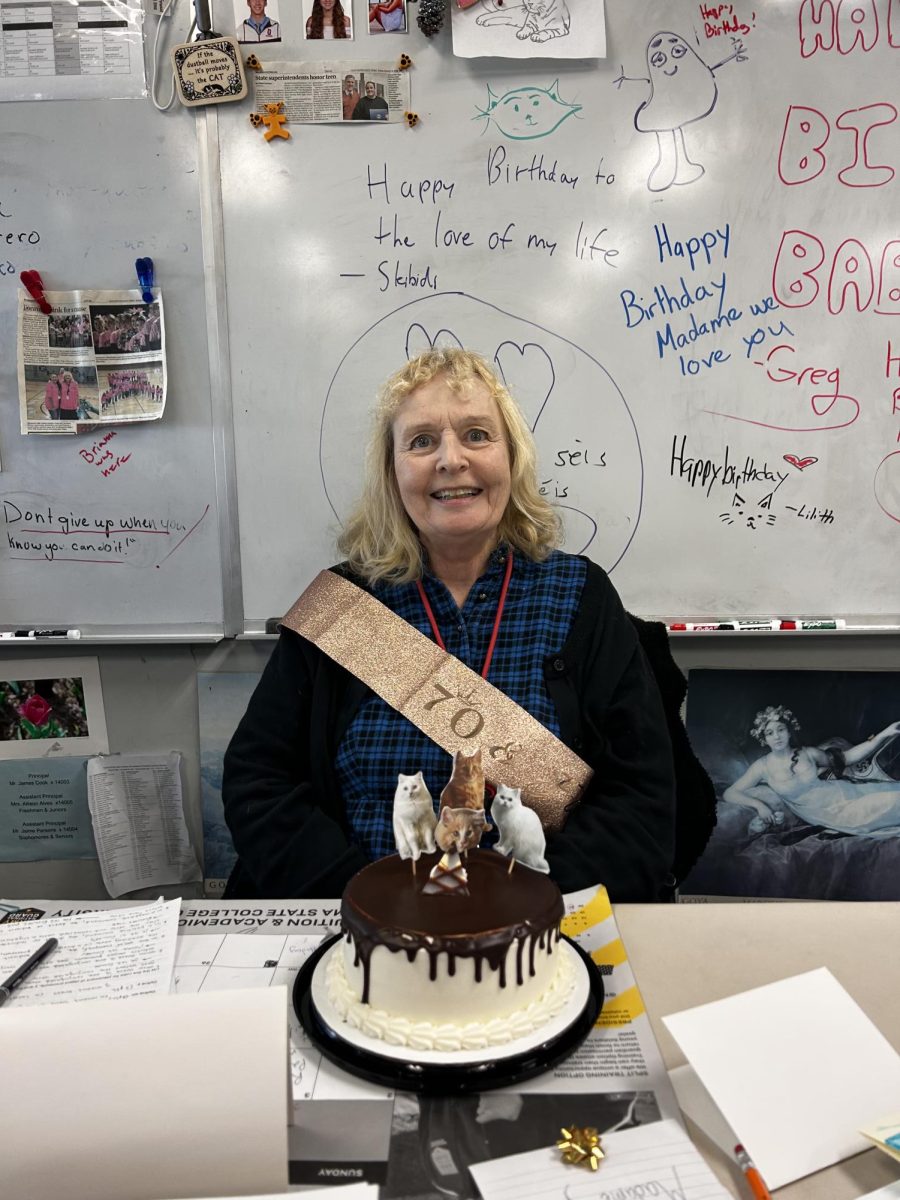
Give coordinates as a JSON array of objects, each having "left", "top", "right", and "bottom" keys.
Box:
[
  {"left": 325, "top": 938, "right": 577, "bottom": 1051},
  {"left": 339, "top": 926, "right": 565, "bottom": 1025}
]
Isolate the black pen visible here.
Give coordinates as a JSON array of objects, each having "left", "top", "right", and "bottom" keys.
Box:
[{"left": 0, "top": 937, "right": 58, "bottom": 1005}]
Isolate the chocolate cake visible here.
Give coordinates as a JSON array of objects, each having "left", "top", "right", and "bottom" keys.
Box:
[{"left": 324, "top": 849, "right": 576, "bottom": 1051}]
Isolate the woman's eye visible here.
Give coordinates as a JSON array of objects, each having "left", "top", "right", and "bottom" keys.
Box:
[
  {"left": 467, "top": 428, "right": 489, "bottom": 442},
  {"left": 410, "top": 433, "right": 432, "bottom": 449}
]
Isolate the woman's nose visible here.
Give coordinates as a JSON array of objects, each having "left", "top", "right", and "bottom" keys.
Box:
[{"left": 436, "top": 433, "right": 467, "bottom": 471}]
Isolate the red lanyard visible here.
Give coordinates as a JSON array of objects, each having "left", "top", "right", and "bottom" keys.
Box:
[{"left": 416, "top": 550, "right": 514, "bottom": 681}]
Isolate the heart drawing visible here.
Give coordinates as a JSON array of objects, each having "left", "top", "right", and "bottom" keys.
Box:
[{"left": 783, "top": 454, "right": 819, "bottom": 471}]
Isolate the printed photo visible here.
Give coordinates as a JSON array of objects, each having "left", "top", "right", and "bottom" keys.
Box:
[
  {"left": 47, "top": 311, "right": 92, "bottom": 349},
  {"left": 1, "top": 677, "right": 88, "bottom": 741},
  {"left": 0, "top": 658, "right": 109, "bottom": 760},
  {"left": 382, "top": 1091, "right": 660, "bottom": 1199},
  {"left": 348, "top": 73, "right": 389, "bottom": 120},
  {"left": 235, "top": 0, "right": 281, "bottom": 43},
  {"left": 96, "top": 362, "right": 164, "bottom": 421},
  {"left": 303, "top": 0, "right": 353, "bottom": 39},
  {"left": 22, "top": 364, "right": 99, "bottom": 423},
  {"left": 369, "top": 0, "right": 407, "bottom": 34},
  {"left": 89, "top": 301, "right": 162, "bottom": 357},
  {"left": 681, "top": 669, "right": 900, "bottom": 900}
]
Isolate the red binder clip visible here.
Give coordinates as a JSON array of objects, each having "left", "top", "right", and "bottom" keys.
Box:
[{"left": 20, "top": 270, "right": 52, "bottom": 315}]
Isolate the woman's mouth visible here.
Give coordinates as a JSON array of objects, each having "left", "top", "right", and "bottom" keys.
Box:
[{"left": 431, "top": 487, "right": 482, "bottom": 502}]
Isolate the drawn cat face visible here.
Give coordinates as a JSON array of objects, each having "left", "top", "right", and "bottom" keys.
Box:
[
  {"left": 475, "top": 82, "right": 581, "bottom": 141},
  {"left": 396, "top": 771, "right": 425, "bottom": 800},
  {"left": 719, "top": 490, "right": 777, "bottom": 531}
]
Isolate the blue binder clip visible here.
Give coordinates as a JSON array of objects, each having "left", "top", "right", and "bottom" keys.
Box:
[{"left": 135, "top": 257, "right": 155, "bottom": 303}]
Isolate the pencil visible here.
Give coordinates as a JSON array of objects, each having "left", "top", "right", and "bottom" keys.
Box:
[{"left": 734, "top": 1144, "right": 772, "bottom": 1200}]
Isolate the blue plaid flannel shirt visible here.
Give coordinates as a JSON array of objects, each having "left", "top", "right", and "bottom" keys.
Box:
[{"left": 334, "top": 548, "right": 586, "bottom": 859}]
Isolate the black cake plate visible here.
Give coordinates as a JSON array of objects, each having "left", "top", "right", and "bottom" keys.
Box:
[{"left": 292, "top": 933, "right": 604, "bottom": 1095}]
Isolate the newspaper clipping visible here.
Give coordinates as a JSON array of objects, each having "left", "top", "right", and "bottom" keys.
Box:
[
  {"left": 18, "top": 289, "right": 167, "bottom": 436},
  {"left": 254, "top": 60, "right": 410, "bottom": 124}
]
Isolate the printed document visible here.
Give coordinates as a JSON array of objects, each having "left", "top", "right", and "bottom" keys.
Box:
[
  {"left": 0, "top": 898, "right": 178, "bottom": 1005},
  {"left": 87, "top": 751, "right": 201, "bottom": 897}
]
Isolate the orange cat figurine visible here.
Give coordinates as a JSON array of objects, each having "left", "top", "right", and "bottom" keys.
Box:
[
  {"left": 439, "top": 747, "right": 485, "bottom": 811},
  {"left": 434, "top": 748, "right": 491, "bottom": 857}
]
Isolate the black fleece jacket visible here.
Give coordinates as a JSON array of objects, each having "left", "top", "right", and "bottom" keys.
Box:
[{"left": 222, "top": 559, "right": 676, "bottom": 902}]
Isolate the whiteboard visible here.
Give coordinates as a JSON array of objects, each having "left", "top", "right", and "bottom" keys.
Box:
[
  {"left": 0, "top": 101, "right": 225, "bottom": 639},
  {"left": 219, "top": 0, "right": 900, "bottom": 630}
]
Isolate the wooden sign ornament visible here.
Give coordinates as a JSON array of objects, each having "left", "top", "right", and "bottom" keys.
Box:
[{"left": 172, "top": 0, "right": 247, "bottom": 107}]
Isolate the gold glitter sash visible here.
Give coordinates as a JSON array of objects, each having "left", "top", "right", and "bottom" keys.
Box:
[{"left": 280, "top": 570, "right": 593, "bottom": 832}]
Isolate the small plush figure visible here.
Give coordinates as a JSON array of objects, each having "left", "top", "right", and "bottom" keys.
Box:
[
  {"left": 392, "top": 771, "right": 436, "bottom": 862},
  {"left": 491, "top": 784, "right": 549, "bottom": 873},
  {"left": 253, "top": 101, "right": 290, "bottom": 141}
]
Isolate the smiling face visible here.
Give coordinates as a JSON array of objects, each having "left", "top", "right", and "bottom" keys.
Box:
[
  {"left": 648, "top": 31, "right": 692, "bottom": 76},
  {"left": 248, "top": 0, "right": 266, "bottom": 18},
  {"left": 478, "top": 83, "right": 581, "bottom": 141},
  {"left": 366, "top": 81, "right": 376, "bottom": 97},
  {"left": 392, "top": 374, "right": 512, "bottom": 566}
]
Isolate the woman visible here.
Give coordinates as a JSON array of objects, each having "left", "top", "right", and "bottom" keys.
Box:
[
  {"left": 306, "top": 0, "right": 351, "bottom": 38},
  {"left": 58, "top": 370, "right": 80, "bottom": 421},
  {"left": 43, "top": 370, "right": 61, "bottom": 419},
  {"left": 222, "top": 349, "right": 676, "bottom": 901},
  {"left": 724, "top": 705, "right": 900, "bottom": 835}
]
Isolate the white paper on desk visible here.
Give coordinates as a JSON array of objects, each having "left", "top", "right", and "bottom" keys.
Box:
[
  {"left": 663, "top": 967, "right": 900, "bottom": 1191},
  {"left": 470, "top": 1117, "right": 731, "bottom": 1200},
  {"left": 669, "top": 1062, "right": 741, "bottom": 1156},
  {"left": 0, "top": 986, "right": 289, "bottom": 1200},
  {"left": 0, "top": 898, "right": 178, "bottom": 1006},
  {"left": 87, "top": 751, "right": 201, "bottom": 897}
]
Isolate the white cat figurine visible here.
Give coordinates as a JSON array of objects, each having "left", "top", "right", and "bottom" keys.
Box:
[
  {"left": 491, "top": 784, "right": 550, "bottom": 873},
  {"left": 392, "top": 771, "right": 437, "bottom": 861}
]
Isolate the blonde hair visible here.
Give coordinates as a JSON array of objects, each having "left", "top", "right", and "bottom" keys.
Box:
[{"left": 337, "top": 348, "right": 561, "bottom": 585}]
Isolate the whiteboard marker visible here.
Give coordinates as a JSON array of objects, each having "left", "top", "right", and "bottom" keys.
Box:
[
  {"left": 779, "top": 619, "right": 846, "bottom": 630},
  {"left": 0, "top": 629, "right": 81, "bottom": 640},
  {"left": 668, "top": 621, "right": 781, "bottom": 631}
]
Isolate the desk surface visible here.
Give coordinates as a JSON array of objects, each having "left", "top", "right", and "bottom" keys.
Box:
[{"left": 615, "top": 900, "right": 900, "bottom": 1200}]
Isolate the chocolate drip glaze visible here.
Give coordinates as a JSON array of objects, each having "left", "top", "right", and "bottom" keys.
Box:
[{"left": 342, "top": 850, "right": 564, "bottom": 1006}]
